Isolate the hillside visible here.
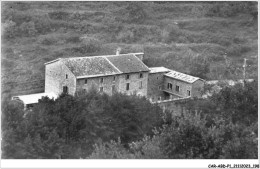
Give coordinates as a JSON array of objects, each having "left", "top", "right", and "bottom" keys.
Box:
[{"left": 1, "top": 1, "right": 258, "bottom": 100}]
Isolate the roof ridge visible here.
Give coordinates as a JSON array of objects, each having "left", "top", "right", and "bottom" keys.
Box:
[
  {"left": 45, "top": 53, "right": 144, "bottom": 64},
  {"left": 131, "top": 53, "right": 150, "bottom": 70},
  {"left": 103, "top": 57, "right": 122, "bottom": 74}
]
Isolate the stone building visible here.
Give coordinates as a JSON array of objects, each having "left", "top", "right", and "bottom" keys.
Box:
[
  {"left": 163, "top": 70, "right": 205, "bottom": 99},
  {"left": 12, "top": 52, "right": 205, "bottom": 109},
  {"left": 147, "top": 67, "right": 171, "bottom": 102},
  {"left": 147, "top": 67, "right": 205, "bottom": 102},
  {"left": 44, "top": 53, "right": 150, "bottom": 96}
]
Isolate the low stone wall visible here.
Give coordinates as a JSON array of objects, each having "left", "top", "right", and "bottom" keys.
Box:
[{"left": 152, "top": 97, "right": 192, "bottom": 116}]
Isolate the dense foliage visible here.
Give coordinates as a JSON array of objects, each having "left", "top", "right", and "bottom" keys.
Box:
[
  {"left": 2, "top": 81, "right": 257, "bottom": 159},
  {"left": 2, "top": 90, "right": 164, "bottom": 158},
  {"left": 89, "top": 112, "right": 257, "bottom": 159},
  {"left": 88, "top": 82, "right": 258, "bottom": 159}
]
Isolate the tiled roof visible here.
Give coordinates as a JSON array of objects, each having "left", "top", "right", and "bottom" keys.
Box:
[
  {"left": 149, "top": 67, "right": 171, "bottom": 74},
  {"left": 106, "top": 54, "right": 149, "bottom": 73},
  {"left": 164, "top": 70, "right": 202, "bottom": 83},
  {"left": 47, "top": 53, "right": 150, "bottom": 78},
  {"left": 62, "top": 57, "right": 121, "bottom": 78}
]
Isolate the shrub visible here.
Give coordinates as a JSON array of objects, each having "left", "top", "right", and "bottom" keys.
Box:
[
  {"left": 48, "top": 11, "right": 70, "bottom": 20},
  {"left": 115, "top": 2, "right": 148, "bottom": 24},
  {"left": 19, "top": 21, "right": 37, "bottom": 37},
  {"left": 2, "top": 20, "right": 18, "bottom": 39},
  {"left": 227, "top": 44, "right": 251, "bottom": 57},
  {"left": 32, "top": 15, "right": 52, "bottom": 34},
  {"left": 116, "top": 30, "right": 135, "bottom": 43},
  {"left": 77, "top": 36, "right": 102, "bottom": 53},
  {"left": 38, "top": 35, "right": 59, "bottom": 45},
  {"left": 205, "top": 2, "right": 257, "bottom": 18}
]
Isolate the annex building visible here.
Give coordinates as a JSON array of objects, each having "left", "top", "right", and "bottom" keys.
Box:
[{"left": 12, "top": 52, "right": 205, "bottom": 109}]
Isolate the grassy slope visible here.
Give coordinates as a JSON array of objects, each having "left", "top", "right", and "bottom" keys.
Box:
[{"left": 1, "top": 2, "right": 258, "bottom": 100}]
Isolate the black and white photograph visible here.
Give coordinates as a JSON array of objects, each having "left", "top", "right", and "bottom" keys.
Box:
[{"left": 1, "top": 1, "right": 259, "bottom": 168}]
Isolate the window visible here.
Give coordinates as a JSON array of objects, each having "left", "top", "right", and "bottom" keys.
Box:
[
  {"left": 112, "top": 85, "right": 116, "bottom": 93},
  {"left": 126, "top": 83, "right": 130, "bottom": 90},
  {"left": 85, "top": 79, "right": 88, "bottom": 84},
  {"left": 139, "top": 73, "right": 143, "bottom": 78},
  {"left": 157, "top": 77, "right": 159, "bottom": 80},
  {"left": 66, "top": 74, "right": 68, "bottom": 79},
  {"left": 125, "top": 74, "right": 130, "bottom": 80},
  {"left": 158, "top": 97, "right": 161, "bottom": 101},
  {"left": 63, "top": 86, "right": 68, "bottom": 93},
  {"left": 158, "top": 86, "right": 162, "bottom": 90},
  {"left": 167, "top": 83, "right": 172, "bottom": 90},
  {"left": 83, "top": 89, "right": 86, "bottom": 92},
  {"left": 139, "top": 81, "right": 143, "bottom": 89},
  {"left": 176, "top": 85, "right": 180, "bottom": 92},
  {"left": 113, "top": 76, "right": 116, "bottom": 82},
  {"left": 99, "top": 87, "right": 103, "bottom": 92},
  {"left": 187, "top": 90, "right": 191, "bottom": 96},
  {"left": 100, "top": 78, "right": 103, "bottom": 83}
]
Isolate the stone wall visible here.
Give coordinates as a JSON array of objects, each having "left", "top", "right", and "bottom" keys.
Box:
[
  {"left": 118, "top": 72, "right": 148, "bottom": 96},
  {"left": 155, "top": 98, "right": 189, "bottom": 116},
  {"left": 192, "top": 79, "right": 204, "bottom": 97},
  {"left": 163, "top": 76, "right": 192, "bottom": 98},
  {"left": 147, "top": 72, "right": 166, "bottom": 101},
  {"left": 76, "top": 72, "right": 149, "bottom": 96},
  {"left": 76, "top": 75, "right": 119, "bottom": 95},
  {"left": 45, "top": 60, "right": 76, "bottom": 95}
]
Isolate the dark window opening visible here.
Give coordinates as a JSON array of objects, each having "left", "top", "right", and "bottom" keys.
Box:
[
  {"left": 126, "top": 83, "right": 130, "bottom": 90},
  {"left": 100, "top": 87, "right": 103, "bottom": 92},
  {"left": 100, "top": 78, "right": 103, "bottom": 83},
  {"left": 66, "top": 74, "right": 68, "bottom": 79},
  {"left": 158, "top": 86, "right": 161, "bottom": 90},
  {"left": 187, "top": 90, "right": 191, "bottom": 96},
  {"left": 113, "top": 76, "right": 116, "bottom": 82},
  {"left": 139, "top": 81, "right": 143, "bottom": 89},
  {"left": 26, "top": 104, "right": 34, "bottom": 109},
  {"left": 63, "top": 86, "right": 68, "bottom": 93},
  {"left": 176, "top": 85, "right": 180, "bottom": 92},
  {"left": 85, "top": 79, "right": 88, "bottom": 84},
  {"left": 112, "top": 85, "right": 116, "bottom": 93},
  {"left": 126, "top": 74, "right": 130, "bottom": 80},
  {"left": 139, "top": 73, "right": 143, "bottom": 78},
  {"left": 167, "top": 83, "right": 172, "bottom": 90}
]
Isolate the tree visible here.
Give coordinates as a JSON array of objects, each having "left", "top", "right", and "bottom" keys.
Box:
[
  {"left": 88, "top": 112, "right": 258, "bottom": 159},
  {"left": 2, "top": 90, "right": 164, "bottom": 159},
  {"left": 189, "top": 56, "right": 210, "bottom": 79}
]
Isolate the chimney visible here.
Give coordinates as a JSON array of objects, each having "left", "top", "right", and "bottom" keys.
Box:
[{"left": 116, "top": 47, "right": 121, "bottom": 55}]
